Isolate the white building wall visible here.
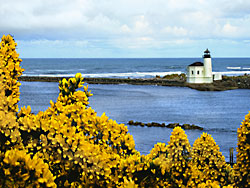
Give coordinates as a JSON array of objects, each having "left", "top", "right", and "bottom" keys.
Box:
[
  {"left": 213, "top": 73, "right": 222, "bottom": 80},
  {"left": 204, "top": 57, "right": 213, "bottom": 79},
  {"left": 187, "top": 66, "right": 206, "bottom": 83},
  {"left": 202, "top": 77, "right": 213, "bottom": 83}
]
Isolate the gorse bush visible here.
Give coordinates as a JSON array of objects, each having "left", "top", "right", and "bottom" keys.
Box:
[
  {"left": 0, "top": 34, "right": 249, "bottom": 187},
  {"left": 1, "top": 149, "right": 56, "bottom": 187},
  {"left": 234, "top": 112, "right": 250, "bottom": 187},
  {"left": 0, "top": 34, "right": 24, "bottom": 113},
  {"left": 190, "top": 133, "right": 234, "bottom": 186}
]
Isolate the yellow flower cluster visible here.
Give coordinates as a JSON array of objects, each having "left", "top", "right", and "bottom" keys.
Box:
[
  {"left": 117, "top": 128, "right": 190, "bottom": 188},
  {"left": 234, "top": 111, "right": 250, "bottom": 187},
  {"left": 0, "top": 77, "right": 22, "bottom": 151},
  {"left": 147, "top": 142, "right": 168, "bottom": 159},
  {"left": 190, "top": 132, "right": 234, "bottom": 186},
  {"left": 118, "top": 177, "right": 138, "bottom": 188},
  {"left": 165, "top": 127, "right": 192, "bottom": 187},
  {"left": 197, "top": 180, "right": 234, "bottom": 188},
  {"left": 117, "top": 149, "right": 169, "bottom": 187},
  {"left": 0, "top": 35, "right": 249, "bottom": 187},
  {"left": 1, "top": 148, "right": 56, "bottom": 187},
  {"left": 58, "top": 73, "right": 91, "bottom": 106},
  {"left": 0, "top": 34, "right": 24, "bottom": 112},
  {"left": 15, "top": 79, "right": 134, "bottom": 186}
]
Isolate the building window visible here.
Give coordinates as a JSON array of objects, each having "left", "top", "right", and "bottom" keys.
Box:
[
  {"left": 191, "top": 70, "right": 194, "bottom": 75},
  {"left": 197, "top": 70, "right": 200, "bottom": 75}
]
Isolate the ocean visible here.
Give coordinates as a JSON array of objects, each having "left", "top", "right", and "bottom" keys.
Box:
[
  {"left": 21, "top": 58, "right": 250, "bottom": 78},
  {"left": 19, "top": 58, "right": 250, "bottom": 162}
]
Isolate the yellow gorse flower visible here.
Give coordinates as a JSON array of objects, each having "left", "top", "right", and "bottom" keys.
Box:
[
  {"left": 0, "top": 34, "right": 24, "bottom": 112},
  {"left": 234, "top": 111, "right": 250, "bottom": 187},
  {"left": 2, "top": 148, "right": 56, "bottom": 187},
  {"left": 190, "top": 132, "right": 234, "bottom": 186}
]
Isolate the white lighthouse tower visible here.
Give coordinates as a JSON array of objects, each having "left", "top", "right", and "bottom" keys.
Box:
[{"left": 203, "top": 49, "right": 213, "bottom": 83}]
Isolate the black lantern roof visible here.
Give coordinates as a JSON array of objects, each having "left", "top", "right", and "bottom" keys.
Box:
[
  {"left": 188, "top": 62, "right": 204, "bottom": 66},
  {"left": 204, "top": 48, "right": 210, "bottom": 53},
  {"left": 203, "top": 48, "right": 211, "bottom": 58}
]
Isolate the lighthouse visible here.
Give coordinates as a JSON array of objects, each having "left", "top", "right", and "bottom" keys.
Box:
[
  {"left": 203, "top": 49, "right": 213, "bottom": 83},
  {"left": 187, "top": 49, "right": 220, "bottom": 84}
]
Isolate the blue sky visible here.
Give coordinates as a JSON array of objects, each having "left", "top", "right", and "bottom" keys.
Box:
[{"left": 1, "top": 0, "right": 250, "bottom": 58}]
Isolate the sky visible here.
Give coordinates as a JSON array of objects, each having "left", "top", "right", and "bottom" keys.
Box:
[{"left": 1, "top": 0, "right": 250, "bottom": 58}]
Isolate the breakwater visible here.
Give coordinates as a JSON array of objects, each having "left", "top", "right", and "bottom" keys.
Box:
[
  {"left": 19, "top": 76, "right": 185, "bottom": 86},
  {"left": 19, "top": 75, "right": 250, "bottom": 91},
  {"left": 128, "top": 120, "right": 204, "bottom": 130}
]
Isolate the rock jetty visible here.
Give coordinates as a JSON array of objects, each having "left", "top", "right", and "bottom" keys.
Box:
[
  {"left": 19, "top": 76, "right": 185, "bottom": 87},
  {"left": 19, "top": 74, "right": 250, "bottom": 91},
  {"left": 128, "top": 120, "right": 203, "bottom": 130}
]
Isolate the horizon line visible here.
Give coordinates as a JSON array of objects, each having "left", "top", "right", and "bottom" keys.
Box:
[{"left": 20, "top": 57, "right": 250, "bottom": 59}]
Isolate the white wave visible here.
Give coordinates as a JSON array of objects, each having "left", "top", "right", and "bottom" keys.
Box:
[
  {"left": 22, "top": 74, "right": 75, "bottom": 77},
  {"left": 227, "top": 67, "right": 241, "bottom": 70},
  {"left": 83, "top": 71, "right": 183, "bottom": 78},
  {"left": 22, "top": 71, "right": 250, "bottom": 78},
  {"left": 214, "top": 71, "right": 250, "bottom": 76},
  {"left": 242, "top": 67, "right": 250, "bottom": 70},
  {"left": 32, "top": 69, "right": 67, "bottom": 73},
  {"left": 22, "top": 71, "right": 183, "bottom": 78},
  {"left": 31, "top": 69, "right": 85, "bottom": 73}
]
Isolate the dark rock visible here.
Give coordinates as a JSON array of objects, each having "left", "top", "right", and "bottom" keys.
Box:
[
  {"left": 181, "top": 124, "right": 203, "bottom": 130},
  {"left": 190, "top": 124, "right": 204, "bottom": 130},
  {"left": 160, "top": 123, "right": 165, "bottom": 127},
  {"left": 166, "top": 123, "right": 180, "bottom": 128},
  {"left": 128, "top": 120, "right": 134, "bottom": 125},
  {"left": 128, "top": 120, "right": 203, "bottom": 130},
  {"left": 151, "top": 122, "right": 160, "bottom": 127},
  {"left": 166, "top": 123, "right": 175, "bottom": 128},
  {"left": 147, "top": 123, "right": 152, "bottom": 127},
  {"left": 135, "top": 121, "right": 141, "bottom": 125},
  {"left": 182, "top": 124, "right": 190, "bottom": 129}
]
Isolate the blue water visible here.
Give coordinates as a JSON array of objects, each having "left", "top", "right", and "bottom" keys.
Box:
[
  {"left": 21, "top": 58, "right": 250, "bottom": 78},
  {"left": 19, "top": 81, "right": 250, "bottom": 162},
  {"left": 17, "top": 58, "right": 250, "bottom": 162}
]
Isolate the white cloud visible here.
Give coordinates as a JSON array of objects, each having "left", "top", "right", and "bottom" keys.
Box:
[
  {"left": 120, "top": 25, "right": 132, "bottom": 34},
  {"left": 221, "top": 23, "right": 239, "bottom": 37},
  {"left": 1, "top": 0, "right": 250, "bottom": 57},
  {"left": 1, "top": 0, "right": 250, "bottom": 39},
  {"left": 162, "top": 26, "right": 188, "bottom": 37},
  {"left": 17, "top": 39, "right": 89, "bottom": 48}
]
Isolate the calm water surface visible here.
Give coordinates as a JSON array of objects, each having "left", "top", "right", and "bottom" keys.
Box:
[{"left": 19, "top": 82, "right": 250, "bottom": 162}]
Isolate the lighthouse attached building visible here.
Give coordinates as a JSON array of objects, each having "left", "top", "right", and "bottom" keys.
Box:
[{"left": 187, "top": 49, "right": 222, "bottom": 84}]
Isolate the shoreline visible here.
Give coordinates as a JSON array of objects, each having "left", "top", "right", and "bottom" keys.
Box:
[{"left": 19, "top": 75, "right": 250, "bottom": 91}]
